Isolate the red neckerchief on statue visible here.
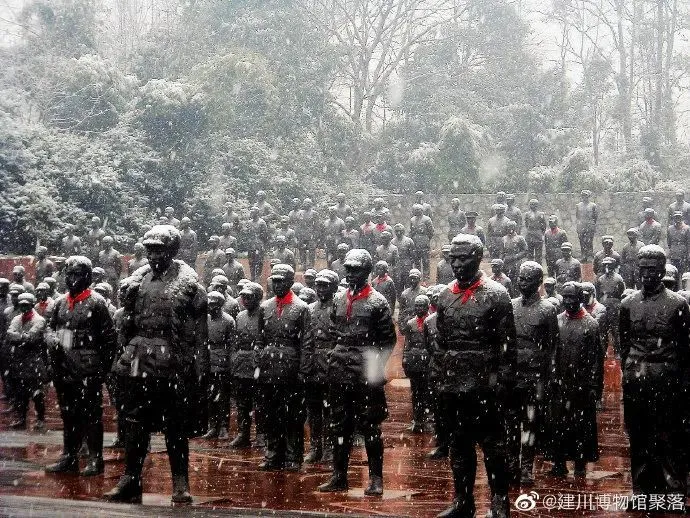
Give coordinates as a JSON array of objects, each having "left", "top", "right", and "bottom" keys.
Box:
[
  {"left": 375, "top": 274, "right": 391, "bottom": 284},
  {"left": 450, "top": 275, "right": 483, "bottom": 304},
  {"left": 375, "top": 223, "right": 387, "bottom": 232},
  {"left": 429, "top": 304, "right": 437, "bottom": 314},
  {"left": 550, "top": 227, "right": 560, "bottom": 234},
  {"left": 346, "top": 284, "right": 372, "bottom": 320},
  {"left": 416, "top": 313, "right": 428, "bottom": 331},
  {"left": 566, "top": 308, "right": 587, "bottom": 320},
  {"left": 37, "top": 301, "right": 49, "bottom": 313},
  {"left": 275, "top": 290, "right": 294, "bottom": 317},
  {"left": 21, "top": 310, "right": 34, "bottom": 324},
  {"left": 66, "top": 288, "right": 91, "bottom": 311}
]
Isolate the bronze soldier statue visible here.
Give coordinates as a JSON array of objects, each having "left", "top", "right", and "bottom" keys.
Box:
[
  {"left": 245, "top": 207, "right": 269, "bottom": 282},
  {"left": 544, "top": 215, "right": 568, "bottom": 277},
  {"left": 5, "top": 292, "right": 48, "bottom": 433},
  {"left": 334, "top": 193, "right": 352, "bottom": 222},
  {"left": 424, "top": 285, "right": 448, "bottom": 460},
  {"left": 638, "top": 208, "right": 662, "bottom": 245},
  {"left": 487, "top": 204, "right": 510, "bottom": 259},
  {"left": 203, "top": 236, "right": 225, "bottom": 286},
  {"left": 506, "top": 261, "right": 558, "bottom": 486},
  {"left": 257, "top": 264, "right": 312, "bottom": 472},
  {"left": 447, "top": 198, "right": 466, "bottom": 242},
  {"left": 221, "top": 248, "right": 246, "bottom": 297},
  {"left": 105, "top": 226, "right": 208, "bottom": 503},
  {"left": 460, "top": 211, "right": 485, "bottom": 245},
  {"left": 402, "top": 294, "right": 431, "bottom": 433},
  {"left": 62, "top": 225, "right": 82, "bottom": 257},
  {"left": 164, "top": 207, "right": 180, "bottom": 228},
  {"left": 84, "top": 217, "right": 106, "bottom": 263},
  {"left": 409, "top": 203, "right": 435, "bottom": 280},
  {"left": 219, "top": 222, "right": 238, "bottom": 252},
  {"left": 592, "top": 235, "right": 621, "bottom": 278},
  {"left": 436, "top": 244, "right": 454, "bottom": 285},
  {"left": 324, "top": 206, "right": 346, "bottom": 268},
  {"left": 523, "top": 199, "right": 547, "bottom": 264},
  {"left": 490, "top": 258, "right": 512, "bottom": 294},
  {"left": 304, "top": 269, "right": 339, "bottom": 464},
  {"left": 667, "top": 190, "right": 690, "bottom": 225},
  {"left": 620, "top": 228, "right": 643, "bottom": 289},
  {"left": 398, "top": 269, "right": 427, "bottom": 334},
  {"left": 296, "top": 198, "right": 320, "bottom": 270},
  {"left": 128, "top": 243, "right": 148, "bottom": 275},
  {"left": 554, "top": 242, "right": 582, "bottom": 292},
  {"left": 371, "top": 260, "right": 397, "bottom": 312},
  {"left": 392, "top": 223, "right": 415, "bottom": 289},
  {"left": 202, "top": 291, "right": 236, "bottom": 440},
  {"left": 34, "top": 246, "right": 54, "bottom": 283},
  {"left": 45, "top": 256, "right": 116, "bottom": 477},
  {"left": 317, "top": 249, "right": 396, "bottom": 496},
  {"left": 596, "top": 257, "right": 625, "bottom": 360},
  {"left": 501, "top": 221, "right": 527, "bottom": 295},
  {"left": 637, "top": 196, "right": 653, "bottom": 226},
  {"left": 505, "top": 194, "right": 522, "bottom": 234},
  {"left": 620, "top": 245, "right": 690, "bottom": 503},
  {"left": 178, "top": 217, "right": 198, "bottom": 267},
  {"left": 230, "top": 282, "right": 264, "bottom": 449},
  {"left": 667, "top": 211, "right": 690, "bottom": 274},
  {"left": 549, "top": 282, "right": 600, "bottom": 478},
  {"left": 435, "top": 234, "right": 516, "bottom": 518},
  {"left": 575, "top": 190, "right": 598, "bottom": 262}
]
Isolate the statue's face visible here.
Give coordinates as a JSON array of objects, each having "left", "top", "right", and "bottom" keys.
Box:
[
  {"left": 146, "top": 244, "right": 174, "bottom": 275},
  {"left": 408, "top": 274, "right": 420, "bottom": 287},
  {"left": 271, "top": 276, "right": 293, "bottom": 298},
  {"left": 315, "top": 281, "right": 334, "bottom": 303},
  {"left": 582, "top": 288, "right": 594, "bottom": 306},
  {"left": 345, "top": 264, "right": 370, "bottom": 290},
  {"left": 65, "top": 264, "right": 90, "bottom": 295},
  {"left": 450, "top": 244, "right": 481, "bottom": 283},
  {"left": 241, "top": 292, "right": 261, "bottom": 311},
  {"left": 639, "top": 257, "right": 664, "bottom": 292},
  {"left": 603, "top": 240, "right": 613, "bottom": 251},
  {"left": 561, "top": 248, "right": 571, "bottom": 259},
  {"left": 562, "top": 287, "right": 582, "bottom": 313},
  {"left": 529, "top": 201, "right": 538, "bottom": 211},
  {"left": 207, "top": 297, "right": 223, "bottom": 313},
  {"left": 36, "top": 288, "right": 48, "bottom": 302},
  {"left": 414, "top": 300, "right": 428, "bottom": 317},
  {"left": 517, "top": 268, "right": 541, "bottom": 297},
  {"left": 18, "top": 301, "right": 32, "bottom": 315},
  {"left": 549, "top": 219, "right": 557, "bottom": 229}
]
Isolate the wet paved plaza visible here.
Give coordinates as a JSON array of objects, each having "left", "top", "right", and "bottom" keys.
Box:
[{"left": 0, "top": 351, "right": 657, "bottom": 517}]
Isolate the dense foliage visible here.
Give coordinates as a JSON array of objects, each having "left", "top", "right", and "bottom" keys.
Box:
[{"left": 1, "top": 0, "right": 689, "bottom": 253}]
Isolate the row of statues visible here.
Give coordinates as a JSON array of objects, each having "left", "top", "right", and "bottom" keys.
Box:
[{"left": 1, "top": 217, "right": 689, "bottom": 516}]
